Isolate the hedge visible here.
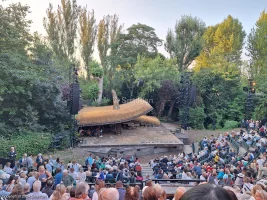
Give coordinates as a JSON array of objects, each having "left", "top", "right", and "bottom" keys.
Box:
[{"left": 0, "top": 131, "right": 52, "bottom": 159}]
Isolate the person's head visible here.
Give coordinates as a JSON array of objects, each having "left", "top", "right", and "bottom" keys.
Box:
[
  {"left": 11, "top": 146, "right": 15, "bottom": 151},
  {"left": 145, "top": 180, "right": 153, "bottom": 187},
  {"left": 115, "top": 181, "right": 123, "bottom": 189},
  {"left": 24, "top": 183, "right": 30, "bottom": 193},
  {"left": 125, "top": 186, "right": 139, "bottom": 200},
  {"left": 52, "top": 184, "right": 66, "bottom": 200},
  {"left": 180, "top": 183, "right": 236, "bottom": 200},
  {"left": 56, "top": 167, "right": 62, "bottom": 174},
  {"left": 252, "top": 185, "right": 263, "bottom": 197},
  {"left": 63, "top": 170, "right": 68, "bottom": 177},
  {"left": 254, "top": 190, "right": 267, "bottom": 200},
  {"left": 99, "top": 188, "right": 119, "bottom": 200},
  {"left": 153, "top": 184, "right": 164, "bottom": 199},
  {"left": 79, "top": 168, "right": 84, "bottom": 173},
  {"left": 70, "top": 186, "right": 76, "bottom": 197},
  {"left": 38, "top": 165, "right": 45, "bottom": 172},
  {"left": 5, "top": 162, "right": 11, "bottom": 167},
  {"left": 11, "top": 183, "right": 24, "bottom": 195},
  {"left": 7, "top": 174, "right": 16, "bottom": 184},
  {"left": 75, "top": 182, "right": 89, "bottom": 199},
  {"left": 33, "top": 181, "right": 42, "bottom": 192},
  {"left": 174, "top": 187, "right": 186, "bottom": 200},
  {"left": 46, "top": 179, "right": 53, "bottom": 187},
  {"left": 70, "top": 168, "right": 74, "bottom": 173},
  {"left": 95, "top": 180, "right": 105, "bottom": 192},
  {"left": 142, "top": 186, "right": 157, "bottom": 200}
]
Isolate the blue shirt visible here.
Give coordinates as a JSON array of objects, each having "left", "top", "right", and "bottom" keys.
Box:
[
  {"left": 193, "top": 166, "right": 202, "bottom": 175},
  {"left": 55, "top": 172, "right": 63, "bottom": 186},
  {"left": 0, "top": 190, "right": 10, "bottom": 196}
]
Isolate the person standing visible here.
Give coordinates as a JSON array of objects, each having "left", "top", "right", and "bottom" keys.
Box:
[{"left": 8, "top": 146, "right": 16, "bottom": 167}]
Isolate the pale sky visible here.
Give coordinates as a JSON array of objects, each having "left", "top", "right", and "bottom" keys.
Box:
[{"left": 3, "top": 0, "right": 267, "bottom": 60}]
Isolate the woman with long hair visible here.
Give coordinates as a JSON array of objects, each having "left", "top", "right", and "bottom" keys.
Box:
[
  {"left": 9, "top": 184, "right": 25, "bottom": 200},
  {"left": 5, "top": 174, "right": 16, "bottom": 192},
  {"left": 50, "top": 184, "right": 70, "bottom": 200}
]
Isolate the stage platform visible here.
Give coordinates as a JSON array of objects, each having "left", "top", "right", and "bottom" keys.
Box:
[{"left": 79, "top": 125, "right": 184, "bottom": 157}]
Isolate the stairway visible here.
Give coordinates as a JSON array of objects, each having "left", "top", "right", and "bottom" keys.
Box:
[{"left": 141, "top": 164, "right": 154, "bottom": 179}]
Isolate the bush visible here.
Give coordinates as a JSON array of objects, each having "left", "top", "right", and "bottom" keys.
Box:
[
  {"left": 0, "top": 131, "right": 52, "bottom": 158},
  {"left": 189, "top": 107, "right": 205, "bottom": 129},
  {"left": 223, "top": 120, "right": 239, "bottom": 130}
]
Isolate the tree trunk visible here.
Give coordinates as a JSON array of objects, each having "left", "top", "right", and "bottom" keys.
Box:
[
  {"left": 158, "top": 100, "right": 166, "bottom": 118},
  {"left": 97, "top": 76, "right": 103, "bottom": 105},
  {"left": 167, "top": 100, "right": 175, "bottom": 118}
]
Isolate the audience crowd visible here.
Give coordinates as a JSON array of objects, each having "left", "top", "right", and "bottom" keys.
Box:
[{"left": 0, "top": 120, "right": 266, "bottom": 200}]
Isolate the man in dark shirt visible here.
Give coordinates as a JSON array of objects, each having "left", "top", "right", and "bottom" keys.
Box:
[{"left": 41, "top": 179, "right": 54, "bottom": 197}]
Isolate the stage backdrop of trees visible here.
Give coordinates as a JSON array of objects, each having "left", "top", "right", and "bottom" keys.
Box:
[{"left": 1, "top": 1, "right": 267, "bottom": 156}]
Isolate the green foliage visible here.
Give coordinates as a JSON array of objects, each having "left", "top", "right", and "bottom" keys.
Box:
[
  {"left": 0, "top": 131, "right": 52, "bottom": 158},
  {"left": 192, "top": 69, "right": 245, "bottom": 129},
  {"left": 195, "top": 15, "right": 246, "bottom": 73},
  {"left": 189, "top": 107, "right": 205, "bottom": 129},
  {"left": 223, "top": 120, "right": 239, "bottom": 130},
  {"left": 91, "top": 97, "right": 110, "bottom": 106},
  {"left": 91, "top": 67, "right": 104, "bottom": 78},
  {"left": 0, "top": 3, "right": 32, "bottom": 55},
  {"left": 252, "top": 95, "right": 267, "bottom": 120},
  {"left": 80, "top": 81, "right": 99, "bottom": 100},
  {"left": 247, "top": 10, "right": 267, "bottom": 93},
  {"left": 165, "top": 15, "right": 206, "bottom": 71},
  {"left": 135, "top": 55, "right": 180, "bottom": 97}
]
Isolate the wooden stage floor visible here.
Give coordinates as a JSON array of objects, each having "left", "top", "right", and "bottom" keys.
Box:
[{"left": 80, "top": 125, "right": 183, "bottom": 148}]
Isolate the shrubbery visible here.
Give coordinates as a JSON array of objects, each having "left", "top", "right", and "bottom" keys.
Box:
[
  {"left": 0, "top": 131, "right": 52, "bottom": 158},
  {"left": 223, "top": 120, "right": 239, "bottom": 130}
]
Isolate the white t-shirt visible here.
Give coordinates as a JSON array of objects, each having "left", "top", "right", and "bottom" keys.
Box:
[{"left": 92, "top": 191, "right": 98, "bottom": 200}]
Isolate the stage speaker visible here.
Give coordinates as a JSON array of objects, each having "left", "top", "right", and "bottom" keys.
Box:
[{"left": 70, "top": 83, "right": 80, "bottom": 115}]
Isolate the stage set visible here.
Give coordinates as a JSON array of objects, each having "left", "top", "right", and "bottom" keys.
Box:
[{"left": 76, "top": 91, "right": 184, "bottom": 157}]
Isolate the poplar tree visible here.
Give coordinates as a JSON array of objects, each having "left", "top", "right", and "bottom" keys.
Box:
[{"left": 79, "top": 7, "right": 97, "bottom": 78}]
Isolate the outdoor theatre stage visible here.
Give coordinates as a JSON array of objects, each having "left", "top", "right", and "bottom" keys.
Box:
[
  {"left": 76, "top": 92, "right": 184, "bottom": 157},
  {"left": 79, "top": 124, "right": 184, "bottom": 157}
]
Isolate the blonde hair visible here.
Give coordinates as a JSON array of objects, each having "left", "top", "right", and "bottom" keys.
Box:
[
  {"left": 174, "top": 187, "right": 186, "bottom": 200},
  {"left": 52, "top": 184, "right": 66, "bottom": 200}
]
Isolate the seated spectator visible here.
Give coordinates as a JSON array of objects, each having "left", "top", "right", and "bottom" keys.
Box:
[
  {"left": 24, "top": 183, "right": 31, "bottom": 195},
  {"left": 27, "top": 172, "right": 37, "bottom": 190},
  {"left": 9, "top": 183, "right": 24, "bottom": 200},
  {"left": 77, "top": 168, "right": 86, "bottom": 183},
  {"left": 136, "top": 171, "right": 143, "bottom": 181},
  {"left": 116, "top": 181, "right": 126, "bottom": 200},
  {"left": 62, "top": 170, "right": 74, "bottom": 187},
  {"left": 99, "top": 188, "right": 119, "bottom": 200},
  {"left": 0, "top": 179, "right": 10, "bottom": 196},
  {"left": 50, "top": 184, "right": 70, "bottom": 200},
  {"left": 26, "top": 180, "right": 49, "bottom": 200},
  {"left": 41, "top": 179, "right": 54, "bottom": 197},
  {"left": 92, "top": 180, "right": 105, "bottom": 200},
  {"left": 174, "top": 187, "right": 186, "bottom": 200},
  {"left": 74, "top": 182, "right": 90, "bottom": 200},
  {"left": 3, "top": 162, "right": 13, "bottom": 175},
  {"left": 180, "top": 183, "right": 237, "bottom": 200},
  {"left": 54, "top": 168, "right": 63, "bottom": 186}
]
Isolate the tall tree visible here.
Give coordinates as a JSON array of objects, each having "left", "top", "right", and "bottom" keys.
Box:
[
  {"left": 247, "top": 10, "right": 267, "bottom": 93},
  {"left": 111, "top": 23, "right": 162, "bottom": 98},
  {"left": 79, "top": 7, "right": 97, "bottom": 78},
  {"left": 165, "top": 15, "right": 206, "bottom": 72},
  {"left": 44, "top": 0, "right": 79, "bottom": 61},
  {"left": 0, "top": 3, "right": 32, "bottom": 55},
  {"left": 97, "top": 14, "right": 122, "bottom": 104},
  {"left": 195, "top": 15, "right": 246, "bottom": 74}
]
